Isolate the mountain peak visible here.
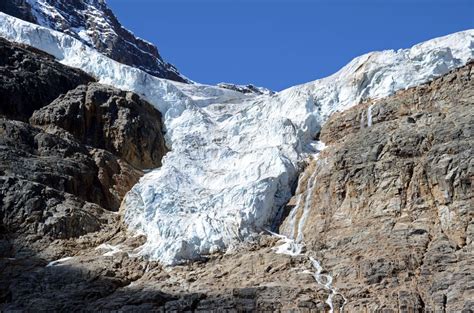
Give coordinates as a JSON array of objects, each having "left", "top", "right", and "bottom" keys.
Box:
[{"left": 0, "top": 0, "right": 189, "bottom": 82}]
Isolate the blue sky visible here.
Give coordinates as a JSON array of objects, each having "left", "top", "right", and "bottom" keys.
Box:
[{"left": 108, "top": 0, "right": 474, "bottom": 91}]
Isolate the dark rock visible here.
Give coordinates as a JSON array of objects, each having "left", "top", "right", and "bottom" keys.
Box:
[
  {"left": 0, "top": 37, "right": 94, "bottom": 121},
  {"left": 0, "top": 39, "right": 169, "bottom": 310},
  {"left": 0, "top": 119, "right": 108, "bottom": 207},
  {"left": 30, "top": 82, "right": 168, "bottom": 169},
  {"left": 217, "top": 83, "right": 274, "bottom": 95},
  {"left": 0, "top": 175, "right": 106, "bottom": 239}
]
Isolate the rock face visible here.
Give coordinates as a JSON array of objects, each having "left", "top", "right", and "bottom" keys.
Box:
[
  {"left": 280, "top": 62, "right": 474, "bottom": 311},
  {"left": 0, "top": 38, "right": 169, "bottom": 309},
  {"left": 0, "top": 37, "right": 94, "bottom": 121},
  {"left": 0, "top": 119, "right": 111, "bottom": 209},
  {"left": 0, "top": 0, "right": 188, "bottom": 83},
  {"left": 31, "top": 83, "right": 168, "bottom": 169}
]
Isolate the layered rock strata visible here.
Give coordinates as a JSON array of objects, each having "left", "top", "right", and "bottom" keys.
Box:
[{"left": 280, "top": 61, "right": 474, "bottom": 312}]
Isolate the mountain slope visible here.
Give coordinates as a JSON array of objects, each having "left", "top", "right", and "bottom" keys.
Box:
[
  {"left": 1, "top": 12, "right": 472, "bottom": 265},
  {"left": 0, "top": 0, "right": 188, "bottom": 82}
]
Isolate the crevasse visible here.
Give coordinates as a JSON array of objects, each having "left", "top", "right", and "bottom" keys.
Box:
[{"left": 1, "top": 13, "right": 472, "bottom": 265}]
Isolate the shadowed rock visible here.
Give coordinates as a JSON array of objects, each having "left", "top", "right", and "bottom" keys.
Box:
[
  {"left": 31, "top": 83, "right": 167, "bottom": 169},
  {"left": 0, "top": 37, "right": 94, "bottom": 121}
]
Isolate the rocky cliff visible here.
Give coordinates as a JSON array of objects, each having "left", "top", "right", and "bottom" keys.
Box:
[
  {"left": 280, "top": 61, "right": 474, "bottom": 312},
  {"left": 0, "top": 37, "right": 94, "bottom": 121},
  {"left": 0, "top": 38, "right": 168, "bottom": 308},
  {"left": 30, "top": 82, "right": 168, "bottom": 169}
]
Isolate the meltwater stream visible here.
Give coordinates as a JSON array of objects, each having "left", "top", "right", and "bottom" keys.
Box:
[
  {"left": 269, "top": 142, "right": 346, "bottom": 312},
  {"left": 269, "top": 229, "right": 346, "bottom": 312}
]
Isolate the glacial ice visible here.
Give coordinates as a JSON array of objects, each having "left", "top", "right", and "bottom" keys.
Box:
[{"left": 1, "top": 12, "right": 472, "bottom": 265}]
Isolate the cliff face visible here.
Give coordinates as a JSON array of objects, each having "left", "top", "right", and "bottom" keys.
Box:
[
  {"left": 30, "top": 83, "right": 168, "bottom": 170},
  {"left": 280, "top": 62, "right": 474, "bottom": 311},
  {"left": 0, "top": 37, "right": 94, "bottom": 121},
  {"left": 0, "top": 38, "right": 168, "bottom": 307}
]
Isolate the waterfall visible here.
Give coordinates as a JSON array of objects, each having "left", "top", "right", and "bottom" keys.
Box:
[
  {"left": 367, "top": 104, "right": 374, "bottom": 127},
  {"left": 269, "top": 141, "right": 346, "bottom": 312}
]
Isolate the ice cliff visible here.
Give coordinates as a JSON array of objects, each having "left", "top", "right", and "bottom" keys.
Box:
[{"left": 1, "top": 12, "right": 472, "bottom": 265}]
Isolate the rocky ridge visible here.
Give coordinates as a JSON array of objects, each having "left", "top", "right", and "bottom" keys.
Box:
[{"left": 0, "top": 0, "right": 187, "bottom": 82}]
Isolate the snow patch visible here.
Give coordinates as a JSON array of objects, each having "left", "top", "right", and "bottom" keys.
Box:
[
  {"left": 46, "top": 256, "right": 73, "bottom": 267},
  {"left": 95, "top": 244, "right": 123, "bottom": 257}
]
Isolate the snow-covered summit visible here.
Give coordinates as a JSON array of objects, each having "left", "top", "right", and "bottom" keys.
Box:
[
  {"left": 0, "top": 0, "right": 188, "bottom": 82},
  {"left": 0, "top": 12, "right": 472, "bottom": 265},
  {"left": 278, "top": 30, "right": 473, "bottom": 124}
]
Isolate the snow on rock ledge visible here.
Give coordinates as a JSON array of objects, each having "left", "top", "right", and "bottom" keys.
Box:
[{"left": 1, "top": 13, "right": 472, "bottom": 264}]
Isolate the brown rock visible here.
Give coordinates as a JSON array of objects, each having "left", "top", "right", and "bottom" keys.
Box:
[
  {"left": 280, "top": 62, "right": 474, "bottom": 311},
  {"left": 30, "top": 82, "right": 168, "bottom": 169}
]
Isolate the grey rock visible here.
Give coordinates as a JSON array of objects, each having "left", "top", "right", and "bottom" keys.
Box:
[
  {"left": 31, "top": 82, "right": 168, "bottom": 169},
  {"left": 217, "top": 83, "right": 275, "bottom": 96},
  {"left": 0, "top": 39, "right": 169, "bottom": 310},
  {"left": 0, "top": 37, "right": 94, "bottom": 121},
  {"left": 280, "top": 62, "right": 474, "bottom": 311}
]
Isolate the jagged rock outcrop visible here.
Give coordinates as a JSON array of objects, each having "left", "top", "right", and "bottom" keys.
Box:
[
  {"left": 217, "top": 83, "right": 275, "bottom": 95},
  {"left": 0, "top": 119, "right": 111, "bottom": 208},
  {"left": 0, "top": 38, "right": 169, "bottom": 309},
  {"left": 0, "top": 37, "right": 94, "bottom": 121},
  {"left": 0, "top": 0, "right": 187, "bottom": 82},
  {"left": 31, "top": 83, "right": 167, "bottom": 169},
  {"left": 280, "top": 62, "right": 474, "bottom": 311},
  {"left": 0, "top": 118, "right": 122, "bottom": 302}
]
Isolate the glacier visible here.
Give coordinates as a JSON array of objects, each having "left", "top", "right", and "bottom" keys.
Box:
[{"left": 1, "top": 12, "right": 472, "bottom": 265}]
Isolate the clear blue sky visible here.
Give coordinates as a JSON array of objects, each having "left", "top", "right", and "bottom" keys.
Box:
[{"left": 108, "top": 0, "right": 474, "bottom": 91}]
